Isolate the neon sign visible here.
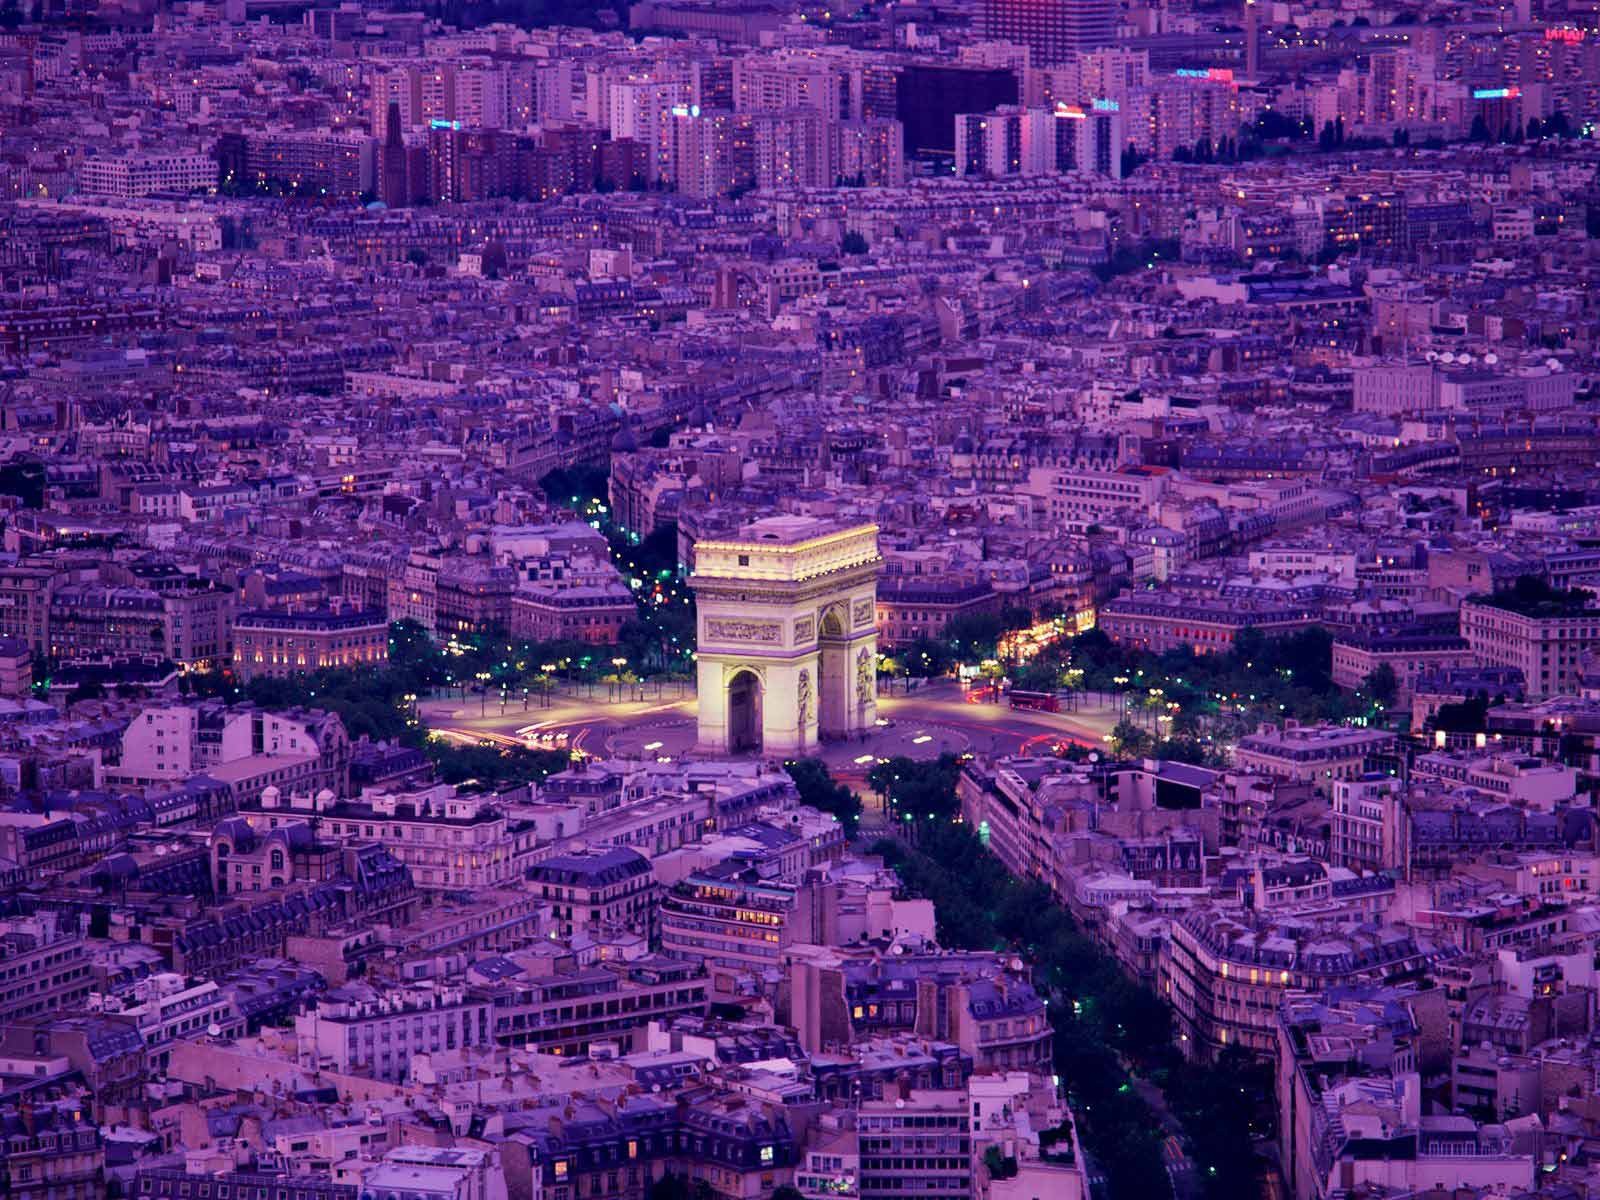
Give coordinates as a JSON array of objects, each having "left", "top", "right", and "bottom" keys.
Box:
[
  {"left": 1471, "top": 86, "right": 1521, "bottom": 100},
  {"left": 1545, "top": 26, "right": 1584, "bottom": 43},
  {"left": 1176, "top": 67, "right": 1234, "bottom": 83},
  {"left": 1093, "top": 98, "right": 1120, "bottom": 112}
]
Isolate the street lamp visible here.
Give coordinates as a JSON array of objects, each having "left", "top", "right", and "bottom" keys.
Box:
[
  {"left": 476, "top": 671, "right": 491, "bottom": 716},
  {"left": 541, "top": 664, "right": 557, "bottom": 707},
  {"left": 611, "top": 656, "right": 628, "bottom": 701}
]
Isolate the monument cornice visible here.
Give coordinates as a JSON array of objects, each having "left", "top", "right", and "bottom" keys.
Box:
[{"left": 693, "top": 567, "right": 880, "bottom": 606}]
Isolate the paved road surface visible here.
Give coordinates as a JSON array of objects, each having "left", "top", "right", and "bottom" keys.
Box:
[{"left": 420, "top": 678, "right": 1120, "bottom": 768}]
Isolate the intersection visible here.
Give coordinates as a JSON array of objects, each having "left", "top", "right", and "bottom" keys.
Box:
[{"left": 420, "top": 678, "right": 1123, "bottom": 772}]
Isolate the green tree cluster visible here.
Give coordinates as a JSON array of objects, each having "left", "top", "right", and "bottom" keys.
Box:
[
  {"left": 868, "top": 754, "right": 964, "bottom": 824},
  {"left": 875, "top": 812, "right": 1271, "bottom": 1200},
  {"left": 783, "top": 759, "right": 863, "bottom": 833},
  {"left": 181, "top": 621, "right": 573, "bottom": 790}
]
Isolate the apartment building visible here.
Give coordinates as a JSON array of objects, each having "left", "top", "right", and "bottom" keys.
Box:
[
  {"left": 1410, "top": 751, "right": 1576, "bottom": 809},
  {"left": 1163, "top": 907, "right": 1438, "bottom": 1061},
  {"left": 660, "top": 870, "right": 810, "bottom": 999},
  {"left": 0, "top": 913, "right": 91, "bottom": 1023},
  {"left": 294, "top": 984, "right": 493, "bottom": 1082},
  {"left": 78, "top": 152, "right": 215, "bottom": 198},
  {"left": 232, "top": 605, "right": 388, "bottom": 681},
  {"left": 1024, "top": 464, "right": 1168, "bottom": 522},
  {"left": 1233, "top": 724, "right": 1397, "bottom": 794},
  {"left": 0, "top": 565, "right": 56, "bottom": 652},
  {"left": 857, "top": 1090, "right": 972, "bottom": 1200},
  {"left": 308, "top": 784, "right": 538, "bottom": 891},
  {"left": 527, "top": 846, "right": 659, "bottom": 940},
  {"left": 875, "top": 576, "right": 997, "bottom": 648},
  {"left": 118, "top": 978, "right": 240, "bottom": 1073},
  {"left": 469, "top": 956, "right": 707, "bottom": 1056},
  {"left": 1330, "top": 632, "right": 1474, "bottom": 701},
  {"left": 47, "top": 577, "right": 234, "bottom": 668},
  {"left": 1461, "top": 594, "right": 1600, "bottom": 699},
  {"left": 1100, "top": 592, "right": 1320, "bottom": 655},
  {"left": 510, "top": 582, "right": 636, "bottom": 645},
  {"left": 1329, "top": 776, "right": 1406, "bottom": 873},
  {"left": 112, "top": 702, "right": 350, "bottom": 800}
]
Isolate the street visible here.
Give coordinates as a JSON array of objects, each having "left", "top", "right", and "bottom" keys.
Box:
[{"left": 418, "top": 677, "right": 1122, "bottom": 769}]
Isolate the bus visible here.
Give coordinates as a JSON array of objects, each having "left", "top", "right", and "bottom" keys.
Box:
[{"left": 1008, "top": 690, "right": 1060, "bottom": 713}]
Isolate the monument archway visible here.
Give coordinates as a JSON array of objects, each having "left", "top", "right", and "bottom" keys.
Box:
[
  {"left": 690, "top": 518, "right": 881, "bottom": 756},
  {"left": 726, "top": 669, "right": 763, "bottom": 753},
  {"left": 817, "top": 603, "right": 851, "bottom": 740}
]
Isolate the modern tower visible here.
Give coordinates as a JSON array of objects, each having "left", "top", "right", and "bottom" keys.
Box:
[
  {"left": 1245, "top": 0, "right": 1261, "bottom": 80},
  {"left": 982, "top": 0, "right": 1117, "bottom": 65}
]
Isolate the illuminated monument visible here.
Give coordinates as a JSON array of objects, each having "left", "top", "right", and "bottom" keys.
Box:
[{"left": 689, "top": 517, "right": 882, "bottom": 755}]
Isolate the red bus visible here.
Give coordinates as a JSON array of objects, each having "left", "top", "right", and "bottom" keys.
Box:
[{"left": 1008, "top": 690, "right": 1061, "bottom": 713}]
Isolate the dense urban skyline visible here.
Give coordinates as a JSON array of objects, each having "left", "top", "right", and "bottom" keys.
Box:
[{"left": 0, "top": 3, "right": 1599, "bottom": 1200}]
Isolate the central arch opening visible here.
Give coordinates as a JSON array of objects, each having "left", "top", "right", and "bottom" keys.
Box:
[
  {"left": 727, "top": 669, "right": 762, "bottom": 753},
  {"left": 818, "top": 605, "right": 849, "bottom": 740}
]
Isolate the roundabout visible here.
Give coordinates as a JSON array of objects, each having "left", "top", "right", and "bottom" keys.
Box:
[{"left": 420, "top": 678, "right": 1119, "bottom": 770}]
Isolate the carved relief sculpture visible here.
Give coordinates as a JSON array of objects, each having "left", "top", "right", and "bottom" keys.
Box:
[
  {"left": 856, "top": 647, "right": 874, "bottom": 705},
  {"left": 705, "top": 619, "right": 781, "bottom": 643}
]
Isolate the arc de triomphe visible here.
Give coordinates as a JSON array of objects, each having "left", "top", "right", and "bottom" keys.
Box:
[{"left": 689, "top": 517, "right": 881, "bottom": 756}]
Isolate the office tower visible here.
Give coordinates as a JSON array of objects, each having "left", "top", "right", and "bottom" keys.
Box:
[
  {"left": 751, "top": 110, "right": 836, "bottom": 190},
  {"left": 896, "top": 65, "right": 1018, "bottom": 158},
  {"left": 838, "top": 118, "right": 907, "bottom": 186},
  {"left": 670, "top": 107, "right": 753, "bottom": 198},
  {"left": 982, "top": 0, "right": 1116, "bottom": 66},
  {"left": 1245, "top": 0, "right": 1261, "bottom": 79}
]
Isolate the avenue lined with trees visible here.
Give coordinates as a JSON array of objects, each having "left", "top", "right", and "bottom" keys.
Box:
[{"left": 854, "top": 759, "right": 1272, "bottom": 1200}]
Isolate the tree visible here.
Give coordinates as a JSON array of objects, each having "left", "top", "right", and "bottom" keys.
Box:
[
  {"left": 0, "top": 458, "right": 45, "bottom": 508},
  {"left": 1361, "top": 664, "right": 1399, "bottom": 708},
  {"left": 841, "top": 230, "right": 868, "bottom": 255},
  {"left": 647, "top": 1176, "right": 692, "bottom": 1200},
  {"left": 1470, "top": 114, "right": 1490, "bottom": 142},
  {"left": 1152, "top": 736, "right": 1209, "bottom": 765},
  {"left": 784, "top": 758, "right": 862, "bottom": 833},
  {"left": 869, "top": 754, "right": 964, "bottom": 824},
  {"left": 1110, "top": 719, "right": 1152, "bottom": 758},
  {"left": 770, "top": 1188, "right": 806, "bottom": 1200},
  {"left": 943, "top": 612, "right": 1005, "bottom": 662},
  {"left": 1252, "top": 109, "right": 1303, "bottom": 141},
  {"left": 901, "top": 635, "right": 952, "bottom": 678},
  {"left": 1433, "top": 696, "right": 1489, "bottom": 734},
  {"left": 982, "top": 1147, "right": 1019, "bottom": 1180},
  {"left": 1011, "top": 659, "right": 1063, "bottom": 693}
]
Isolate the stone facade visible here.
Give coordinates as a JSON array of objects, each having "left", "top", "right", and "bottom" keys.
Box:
[{"left": 689, "top": 517, "right": 881, "bottom": 755}]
